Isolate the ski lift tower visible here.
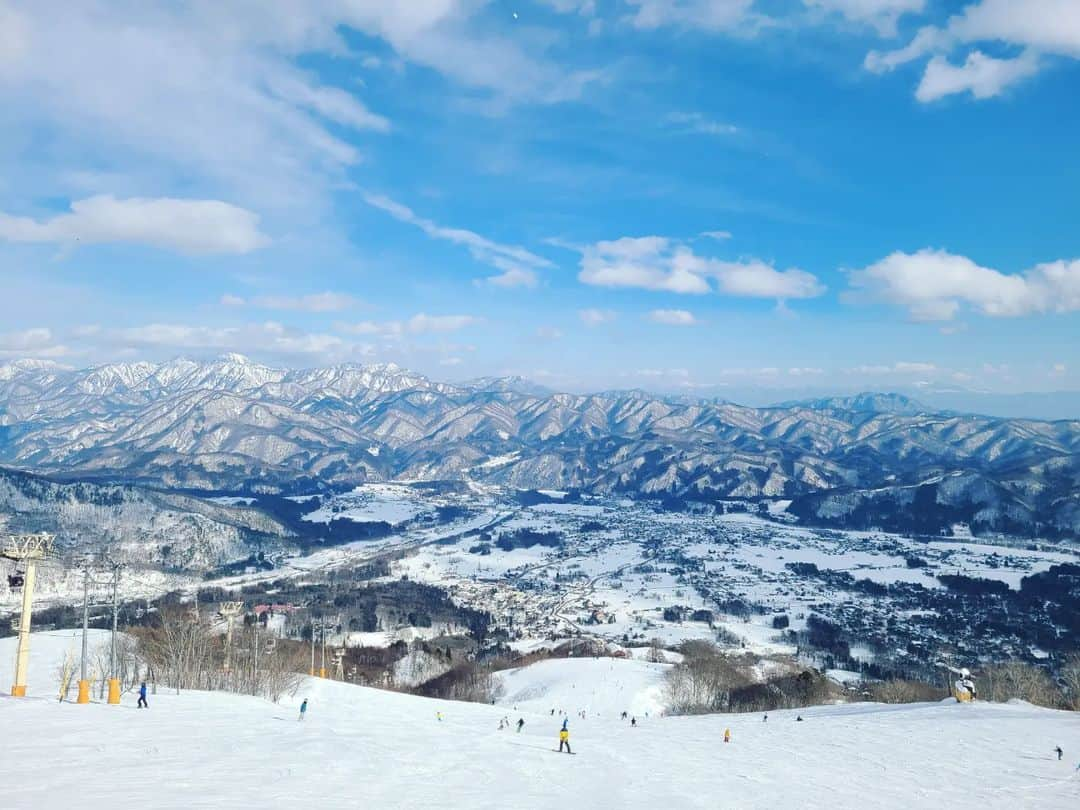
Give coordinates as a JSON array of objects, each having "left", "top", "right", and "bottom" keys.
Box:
[{"left": 3, "top": 533, "right": 55, "bottom": 697}]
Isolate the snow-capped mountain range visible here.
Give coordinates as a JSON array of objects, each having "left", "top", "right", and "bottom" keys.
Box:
[{"left": 1, "top": 355, "right": 1077, "bottom": 538}]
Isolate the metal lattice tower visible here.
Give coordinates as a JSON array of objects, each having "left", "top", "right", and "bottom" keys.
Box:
[
  {"left": 2, "top": 533, "right": 55, "bottom": 697},
  {"left": 218, "top": 601, "right": 244, "bottom": 674}
]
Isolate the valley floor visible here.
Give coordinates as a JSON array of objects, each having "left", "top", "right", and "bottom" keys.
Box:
[{"left": 2, "top": 635, "right": 1078, "bottom": 809}]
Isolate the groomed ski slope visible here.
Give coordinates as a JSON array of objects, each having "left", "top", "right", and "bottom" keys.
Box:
[
  {"left": 495, "top": 656, "right": 669, "bottom": 718},
  {"left": 2, "top": 633, "right": 1079, "bottom": 809}
]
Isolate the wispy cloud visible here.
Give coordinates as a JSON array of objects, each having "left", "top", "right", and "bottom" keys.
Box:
[
  {"left": 647, "top": 308, "right": 700, "bottom": 326},
  {"left": 667, "top": 111, "right": 739, "bottom": 136},
  {"left": 578, "top": 308, "right": 617, "bottom": 326},
  {"left": 865, "top": 0, "right": 1078, "bottom": 102},
  {"left": 221, "top": 292, "right": 360, "bottom": 313},
  {"left": 363, "top": 193, "right": 553, "bottom": 287},
  {"left": 339, "top": 313, "right": 482, "bottom": 337}
]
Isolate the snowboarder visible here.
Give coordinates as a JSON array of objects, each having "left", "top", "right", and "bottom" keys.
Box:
[
  {"left": 631, "top": 717, "right": 636, "bottom": 727},
  {"left": 796, "top": 715, "right": 804, "bottom": 722},
  {"left": 558, "top": 724, "right": 571, "bottom": 754},
  {"left": 517, "top": 718, "right": 525, "bottom": 733},
  {"left": 763, "top": 714, "right": 768, "bottom": 723},
  {"left": 137, "top": 682, "right": 148, "bottom": 709},
  {"left": 1055, "top": 746, "right": 1063, "bottom": 761},
  {"left": 298, "top": 698, "right": 308, "bottom": 721}
]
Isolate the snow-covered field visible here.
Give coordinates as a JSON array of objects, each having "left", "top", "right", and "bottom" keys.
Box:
[
  {"left": 2, "top": 633, "right": 1079, "bottom": 809},
  {"left": 300, "top": 483, "right": 433, "bottom": 526}
]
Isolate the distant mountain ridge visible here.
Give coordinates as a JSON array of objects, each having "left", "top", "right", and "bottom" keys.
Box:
[{"left": 1, "top": 355, "right": 1077, "bottom": 539}]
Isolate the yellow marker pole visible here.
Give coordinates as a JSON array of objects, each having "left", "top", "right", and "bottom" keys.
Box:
[
  {"left": 107, "top": 678, "right": 121, "bottom": 704},
  {"left": 77, "top": 678, "right": 90, "bottom": 704}
]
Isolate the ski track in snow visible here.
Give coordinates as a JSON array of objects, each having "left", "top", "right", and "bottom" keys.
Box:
[{"left": 2, "top": 633, "right": 1079, "bottom": 810}]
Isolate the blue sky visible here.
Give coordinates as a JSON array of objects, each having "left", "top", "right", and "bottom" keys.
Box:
[{"left": 1, "top": 1, "right": 1078, "bottom": 405}]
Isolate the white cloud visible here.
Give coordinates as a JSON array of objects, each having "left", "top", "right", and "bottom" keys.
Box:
[
  {"left": 1051, "top": 362, "right": 1067, "bottom": 377},
  {"left": 845, "top": 361, "right": 938, "bottom": 375},
  {"left": 0, "top": 2, "right": 599, "bottom": 211},
  {"left": 579, "top": 308, "right": 617, "bottom": 326},
  {"left": 848, "top": 248, "right": 1080, "bottom": 320},
  {"left": 867, "top": 0, "right": 1080, "bottom": 102},
  {"left": 579, "top": 236, "right": 824, "bottom": 301},
  {"left": 804, "top": 0, "right": 924, "bottom": 35},
  {"left": 407, "top": 314, "right": 481, "bottom": 334},
  {"left": 485, "top": 267, "right": 540, "bottom": 289},
  {"left": 221, "top": 292, "right": 359, "bottom": 312},
  {"left": 647, "top": 308, "right": 699, "bottom": 326},
  {"left": 787, "top": 366, "right": 824, "bottom": 376},
  {"left": 701, "top": 230, "right": 733, "bottom": 240},
  {"left": 916, "top": 50, "right": 1040, "bottom": 101},
  {"left": 535, "top": 326, "right": 564, "bottom": 340},
  {"left": 339, "top": 314, "right": 481, "bottom": 337},
  {"left": 580, "top": 237, "right": 710, "bottom": 294},
  {"left": 116, "top": 321, "right": 346, "bottom": 357},
  {"left": 0, "top": 195, "right": 269, "bottom": 255},
  {"left": 625, "top": 0, "right": 760, "bottom": 32},
  {"left": 364, "top": 193, "right": 553, "bottom": 287},
  {"left": 0, "top": 327, "right": 70, "bottom": 358}
]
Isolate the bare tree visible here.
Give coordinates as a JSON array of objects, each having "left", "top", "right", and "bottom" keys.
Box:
[
  {"left": 54, "top": 649, "right": 77, "bottom": 703},
  {"left": 1059, "top": 655, "right": 1080, "bottom": 711},
  {"left": 980, "top": 662, "right": 1062, "bottom": 708}
]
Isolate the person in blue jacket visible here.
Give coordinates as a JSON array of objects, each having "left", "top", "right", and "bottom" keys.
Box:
[
  {"left": 298, "top": 698, "right": 308, "bottom": 721},
  {"left": 137, "top": 682, "right": 148, "bottom": 709}
]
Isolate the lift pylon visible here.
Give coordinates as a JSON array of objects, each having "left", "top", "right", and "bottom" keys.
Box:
[{"left": 2, "top": 533, "right": 55, "bottom": 697}]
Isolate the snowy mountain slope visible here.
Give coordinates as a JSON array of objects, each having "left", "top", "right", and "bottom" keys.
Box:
[
  {"left": 1, "top": 634, "right": 1078, "bottom": 810},
  {"left": 0, "top": 467, "right": 291, "bottom": 573},
  {"left": 495, "top": 657, "right": 670, "bottom": 718},
  {"left": 1, "top": 356, "right": 1078, "bottom": 536}
]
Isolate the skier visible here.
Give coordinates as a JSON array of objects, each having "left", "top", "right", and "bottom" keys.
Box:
[
  {"left": 1055, "top": 746, "right": 1063, "bottom": 761},
  {"left": 621, "top": 711, "right": 628, "bottom": 720},
  {"left": 498, "top": 719, "right": 505, "bottom": 730},
  {"left": 437, "top": 711, "right": 443, "bottom": 722},
  {"left": 298, "top": 698, "right": 308, "bottom": 721},
  {"left": 137, "top": 681, "right": 148, "bottom": 709},
  {"left": 558, "top": 723, "right": 571, "bottom": 754},
  {"left": 631, "top": 717, "right": 636, "bottom": 727},
  {"left": 517, "top": 718, "right": 525, "bottom": 733},
  {"left": 724, "top": 728, "right": 731, "bottom": 744},
  {"left": 763, "top": 714, "right": 768, "bottom": 723}
]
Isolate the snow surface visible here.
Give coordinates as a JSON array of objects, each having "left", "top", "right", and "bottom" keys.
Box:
[
  {"left": 496, "top": 657, "right": 669, "bottom": 718},
  {"left": 3, "top": 633, "right": 1079, "bottom": 809}
]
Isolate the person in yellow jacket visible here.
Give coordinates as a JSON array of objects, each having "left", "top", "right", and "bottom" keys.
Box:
[
  {"left": 558, "top": 718, "right": 572, "bottom": 754},
  {"left": 724, "top": 728, "right": 731, "bottom": 743}
]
